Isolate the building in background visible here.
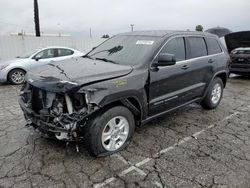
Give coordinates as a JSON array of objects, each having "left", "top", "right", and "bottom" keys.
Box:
[{"left": 10, "top": 32, "right": 71, "bottom": 37}]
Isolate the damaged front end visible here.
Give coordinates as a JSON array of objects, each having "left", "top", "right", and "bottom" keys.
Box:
[{"left": 19, "top": 82, "right": 94, "bottom": 143}]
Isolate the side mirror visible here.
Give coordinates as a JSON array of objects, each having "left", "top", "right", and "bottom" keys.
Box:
[
  {"left": 154, "top": 53, "right": 176, "bottom": 67},
  {"left": 33, "top": 57, "right": 41, "bottom": 61}
]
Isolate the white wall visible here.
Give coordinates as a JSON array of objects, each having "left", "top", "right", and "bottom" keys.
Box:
[{"left": 0, "top": 36, "right": 106, "bottom": 60}]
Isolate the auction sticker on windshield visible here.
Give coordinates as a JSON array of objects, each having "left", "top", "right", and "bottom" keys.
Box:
[{"left": 136, "top": 40, "right": 154, "bottom": 45}]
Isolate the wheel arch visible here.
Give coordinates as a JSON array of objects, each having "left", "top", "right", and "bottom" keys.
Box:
[
  {"left": 214, "top": 72, "right": 227, "bottom": 88},
  {"left": 96, "top": 95, "right": 146, "bottom": 126},
  {"left": 202, "top": 71, "right": 227, "bottom": 100},
  {"left": 7, "top": 67, "right": 27, "bottom": 79},
  {"left": 7, "top": 67, "right": 27, "bottom": 84}
]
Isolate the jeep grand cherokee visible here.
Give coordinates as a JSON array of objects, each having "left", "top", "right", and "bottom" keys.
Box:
[{"left": 19, "top": 31, "right": 230, "bottom": 156}]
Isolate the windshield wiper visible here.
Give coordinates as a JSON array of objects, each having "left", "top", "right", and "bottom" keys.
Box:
[
  {"left": 82, "top": 55, "right": 94, "bottom": 60},
  {"left": 90, "top": 45, "right": 123, "bottom": 57},
  {"left": 95, "top": 58, "right": 118, "bottom": 64}
]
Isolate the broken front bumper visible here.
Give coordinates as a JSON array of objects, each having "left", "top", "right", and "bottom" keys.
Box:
[
  {"left": 19, "top": 83, "right": 89, "bottom": 141},
  {"left": 19, "top": 98, "right": 68, "bottom": 135}
]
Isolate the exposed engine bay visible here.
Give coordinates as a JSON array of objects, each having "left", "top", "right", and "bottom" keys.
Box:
[{"left": 19, "top": 82, "right": 94, "bottom": 148}]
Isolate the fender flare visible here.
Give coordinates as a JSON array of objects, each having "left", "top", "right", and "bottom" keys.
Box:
[
  {"left": 96, "top": 90, "right": 147, "bottom": 121},
  {"left": 202, "top": 70, "right": 228, "bottom": 100}
]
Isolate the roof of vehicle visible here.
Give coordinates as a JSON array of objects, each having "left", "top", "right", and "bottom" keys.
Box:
[
  {"left": 118, "top": 30, "right": 216, "bottom": 38},
  {"left": 40, "top": 46, "right": 78, "bottom": 50}
]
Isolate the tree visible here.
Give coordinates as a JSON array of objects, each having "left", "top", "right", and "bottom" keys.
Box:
[
  {"left": 34, "top": 0, "right": 41, "bottom": 37},
  {"left": 195, "top": 25, "right": 204, "bottom": 32},
  {"left": 102, "top": 34, "right": 110, "bottom": 38}
]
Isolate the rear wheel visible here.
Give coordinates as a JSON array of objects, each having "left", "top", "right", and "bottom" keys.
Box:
[
  {"left": 8, "top": 69, "right": 26, "bottom": 85},
  {"left": 84, "top": 106, "right": 135, "bottom": 157},
  {"left": 201, "top": 77, "right": 223, "bottom": 109}
]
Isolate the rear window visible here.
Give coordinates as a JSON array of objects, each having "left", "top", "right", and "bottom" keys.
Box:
[
  {"left": 57, "top": 49, "right": 74, "bottom": 57},
  {"left": 205, "top": 38, "right": 222, "bottom": 55},
  {"left": 186, "top": 37, "right": 207, "bottom": 59}
]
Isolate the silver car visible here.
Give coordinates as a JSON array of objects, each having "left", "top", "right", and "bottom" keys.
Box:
[{"left": 0, "top": 46, "right": 84, "bottom": 84}]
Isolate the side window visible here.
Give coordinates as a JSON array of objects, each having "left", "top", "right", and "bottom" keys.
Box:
[
  {"left": 34, "top": 49, "right": 55, "bottom": 59},
  {"left": 186, "top": 37, "right": 207, "bottom": 59},
  {"left": 57, "top": 49, "right": 74, "bottom": 57},
  {"left": 160, "top": 37, "right": 185, "bottom": 62},
  {"left": 205, "top": 38, "right": 222, "bottom": 55}
]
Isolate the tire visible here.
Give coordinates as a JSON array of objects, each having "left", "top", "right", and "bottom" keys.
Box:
[
  {"left": 8, "top": 69, "right": 26, "bottom": 85},
  {"left": 201, "top": 77, "right": 224, "bottom": 109},
  {"left": 84, "top": 106, "right": 135, "bottom": 157}
]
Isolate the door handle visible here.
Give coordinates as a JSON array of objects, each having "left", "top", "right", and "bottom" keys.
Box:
[
  {"left": 181, "top": 64, "right": 190, "bottom": 70},
  {"left": 208, "top": 59, "right": 214, "bottom": 63}
]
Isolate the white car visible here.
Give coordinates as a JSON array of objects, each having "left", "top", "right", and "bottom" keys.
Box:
[{"left": 0, "top": 46, "right": 84, "bottom": 84}]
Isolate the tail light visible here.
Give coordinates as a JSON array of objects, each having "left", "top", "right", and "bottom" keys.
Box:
[{"left": 226, "top": 53, "right": 232, "bottom": 65}]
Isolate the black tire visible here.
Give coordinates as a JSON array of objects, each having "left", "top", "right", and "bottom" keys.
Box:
[
  {"left": 83, "top": 106, "right": 135, "bottom": 157},
  {"left": 201, "top": 77, "right": 224, "bottom": 109},
  {"left": 8, "top": 69, "right": 26, "bottom": 85}
]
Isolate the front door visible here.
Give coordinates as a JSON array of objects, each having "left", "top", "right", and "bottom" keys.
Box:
[
  {"left": 29, "top": 49, "right": 56, "bottom": 70},
  {"left": 149, "top": 37, "right": 198, "bottom": 116}
]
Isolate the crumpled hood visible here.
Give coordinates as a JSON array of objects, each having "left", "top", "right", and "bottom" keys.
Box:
[
  {"left": 26, "top": 57, "right": 133, "bottom": 93},
  {"left": 225, "top": 31, "right": 250, "bottom": 53}
]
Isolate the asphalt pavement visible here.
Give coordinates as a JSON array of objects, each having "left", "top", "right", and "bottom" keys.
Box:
[{"left": 0, "top": 76, "right": 250, "bottom": 188}]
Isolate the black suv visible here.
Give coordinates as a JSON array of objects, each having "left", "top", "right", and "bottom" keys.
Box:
[
  {"left": 229, "top": 47, "right": 250, "bottom": 75},
  {"left": 19, "top": 31, "right": 230, "bottom": 156}
]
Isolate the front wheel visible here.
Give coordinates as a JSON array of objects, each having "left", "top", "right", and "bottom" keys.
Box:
[
  {"left": 201, "top": 77, "right": 224, "bottom": 109},
  {"left": 8, "top": 69, "right": 26, "bottom": 85},
  {"left": 84, "top": 106, "right": 135, "bottom": 157}
]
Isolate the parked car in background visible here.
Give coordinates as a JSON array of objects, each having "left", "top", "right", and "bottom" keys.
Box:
[
  {"left": 0, "top": 46, "right": 84, "bottom": 84},
  {"left": 224, "top": 31, "right": 250, "bottom": 76},
  {"left": 19, "top": 31, "right": 229, "bottom": 156},
  {"left": 229, "top": 47, "right": 250, "bottom": 75}
]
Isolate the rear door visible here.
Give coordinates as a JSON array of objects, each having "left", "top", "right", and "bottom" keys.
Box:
[
  {"left": 184, "top": 36, "right": 216, "bottom": 98},
  {"left": 53, "top": 48, "right": 75, "bottom": 62}
]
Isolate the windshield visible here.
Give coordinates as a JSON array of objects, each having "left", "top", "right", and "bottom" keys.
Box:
[
  {"left": 87, "top": 35, "right": 160, "bottom": 65},
  {"left": 18, "top": 48, "right": 41, "bottom": 58}
]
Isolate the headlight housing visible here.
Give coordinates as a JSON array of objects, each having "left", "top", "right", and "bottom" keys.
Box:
[{"left": 0, "top": 64, "right": 9, "bottom": 70}]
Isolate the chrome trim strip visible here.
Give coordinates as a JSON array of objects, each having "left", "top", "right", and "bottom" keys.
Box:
[{"left": 151, "top": 35, "right": 224, "bottom": 66}]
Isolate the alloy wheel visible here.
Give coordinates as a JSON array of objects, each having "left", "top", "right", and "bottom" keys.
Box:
[
  {"left": 101, "top": 116, "right": 129, "bottom": 151},
  {"left": 211, "top": 83, "right": 222, "bottom": 104}
]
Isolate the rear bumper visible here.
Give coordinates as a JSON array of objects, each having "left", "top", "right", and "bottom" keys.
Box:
[{"left": 229, "top": 67, "right": 250, "bottom": 74}]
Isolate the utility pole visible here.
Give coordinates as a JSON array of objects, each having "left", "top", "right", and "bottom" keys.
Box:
[
  {"left": 34, "top": 0, "right": 41, "bottom": 37},
  {"left": 130, "top": 24, "right": 134, "bottom": 32}
]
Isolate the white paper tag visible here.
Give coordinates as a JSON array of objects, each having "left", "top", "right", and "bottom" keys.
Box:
[{"left": 136, "top": 40, "right": 154, "bottom": 45}]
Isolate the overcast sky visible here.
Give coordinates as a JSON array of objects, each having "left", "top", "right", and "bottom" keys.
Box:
[{"left": 0, "top": 0, "right": 250, "bottom": 37}]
